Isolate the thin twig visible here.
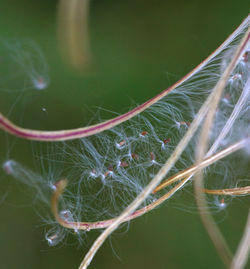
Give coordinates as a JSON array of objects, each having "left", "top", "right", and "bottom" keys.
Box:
[
  {"left": 230, "top": 210, "right": 250, "bottom": 269},
  {"left": 57, "top": 0, "right": 92, "bottom": 71},
  {"left": 52, "top": 178, "right": 250, "bottom": 232},
  {"left": 52, "top": 177, "right": 190, "bottom": 231},
  {"left": 194, "top": 26, "right": 250, "bottom": 268},
  {"left": 0, "top": 16, "right": 249, "bottom": 141},
  {"left": 204, "top": 186, "right": 250, "bottom": 196}
]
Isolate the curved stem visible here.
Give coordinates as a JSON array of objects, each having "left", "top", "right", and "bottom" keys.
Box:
[
  {"left": 1, "top": 16, "right": 249, "bottom": 141},
  {"left": 52, "top": 178, "right": 250, "bottom": 232},
  {"left": 193, "top": 24, "right": 250, "bottom": 269},
  {"left": 51, "top": 177, "right": 190, "bottom": 231}
]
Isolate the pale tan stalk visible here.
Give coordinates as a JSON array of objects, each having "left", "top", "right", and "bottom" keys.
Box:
[
  {"left": 52, "top": 176, "right": 190, "bottom": 231},
  {"left": 57, "top": 0, "right": 91, "bottom": 71},
  {"left": 204, "top": 186, "right": 250, "bottom": 196},
  {"left": 230, "top": 210, "right": 250, "bottom": 269},
  {"left": 194, "top": 27, "right": 250, "bottom": 268},
  {"left": 52, "top": 180, "right": 250, "bottom": 233}
]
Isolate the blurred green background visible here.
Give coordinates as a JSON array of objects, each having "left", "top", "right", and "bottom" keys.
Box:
[{"left": 0, "top": 0, "right": 249, "bottom": 268}]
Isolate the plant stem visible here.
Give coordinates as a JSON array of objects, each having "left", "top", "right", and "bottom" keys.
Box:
[
  {"left": 194, "top": 26, "right": 250, "bottom": 269},
  {"left": 0, "top": 16, "right": 249, "bottom": 141}
]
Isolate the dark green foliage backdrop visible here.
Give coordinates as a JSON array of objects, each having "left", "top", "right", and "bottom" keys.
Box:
[{"left": 0, "top": 1, "right": 249, "bottom": 268}]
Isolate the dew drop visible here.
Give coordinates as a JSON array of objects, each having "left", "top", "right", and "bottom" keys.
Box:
[
  {"left": 2, "top": 160, "right": 16, "bottom": 175},
  {"left": 45, "top": 228, "right": 64, "bottom": 246}
]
